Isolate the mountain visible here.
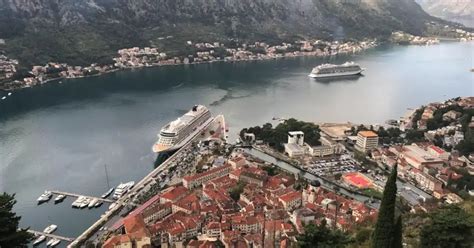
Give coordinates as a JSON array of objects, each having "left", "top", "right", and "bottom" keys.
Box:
[
  {"left": 0, "top": 0, "right": 439, "bottom": 67},
  {"left": 416, "top": 0, "right": 473, "bottom": 28}
]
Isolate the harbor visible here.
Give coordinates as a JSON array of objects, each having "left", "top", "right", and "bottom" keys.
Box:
[{"left": 0, "top": 41, "right": 471, "bottom": 245}]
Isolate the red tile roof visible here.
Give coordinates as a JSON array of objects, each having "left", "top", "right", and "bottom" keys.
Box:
[
  {"left": 160, "top": 186, "right": 188, "bottom": 202},
  {"left": 184, "top": 164, "right": 232, "bottom": 182},
  {"left": 279, "top": 191, "right": 302, "bottom": 203}
]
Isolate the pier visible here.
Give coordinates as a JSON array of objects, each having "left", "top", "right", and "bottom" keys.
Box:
[
  {"left": 27, "top": 230, "right": 74, "bottom": 242},
  {"left": 68, "top": 115, "right": 226, "bottom": 247},
  {"left": 50, "top": 191, "right": 115, "bottom": 203}
]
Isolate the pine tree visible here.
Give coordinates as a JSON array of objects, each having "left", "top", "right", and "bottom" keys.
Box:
[
  {"left": 371, "top": 165, "right": 398, "bottom": 248},
  {"left": 0, "top": 193, "right": 33, "bottom": 247},
  {"left": 391, "top": 215, "right": 403, "bottom": 248}
]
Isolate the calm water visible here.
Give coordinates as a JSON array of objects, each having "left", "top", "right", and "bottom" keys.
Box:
[{"left": 0, "top": 42, "right": 472, "bottom": 243}]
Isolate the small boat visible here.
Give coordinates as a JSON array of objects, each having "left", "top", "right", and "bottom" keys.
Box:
[
  {"left": 49, "top": 239, "right": 61, "bottom": 247},
  {"left": 101, "top": 188, "right": 114, "bottom": 198},
  {"left": 1, "top": 96, "right": 6, "bottom": 100},
  {"left": 71, "top": 196, "right": 83, "bottom": 208},
  {"left": 43, "top": 224, "right": 57, "bottom": 234},
  {"left": 33, "top": 235, "right": 46, "bottom": 245},
  {"left": 94, "top": 201, "right": 103, "bottom": 208},
  {"left": 37, "top": 191, "right": 53, "bottom": 204},
  {"left": 80, "top": 198, "right": 90, "bottom": 208},
  {"left": 46, "top": 239, "right": 55, "bottom": 246},
  {"left": 54, "top": 194, "right": 66, "bottom": 203},
  {"left": 7, "top": 92, "right": 12, "bottom": 96},
  {"left": 88, "top": 198, "right": 99, "bottom": 208}
]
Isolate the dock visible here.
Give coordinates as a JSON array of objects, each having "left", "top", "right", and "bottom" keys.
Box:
[
  {"left": 69, "top": 115, "right": 226, "bottom": 247},
  {"left": 27, "top": 230, "right": 75, "bottom": 242},
  {"left": 50, "top": 191, "right": 115, "bottom": 203}
]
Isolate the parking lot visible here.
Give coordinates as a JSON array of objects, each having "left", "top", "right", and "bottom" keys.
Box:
[{"left": 305, "top": 155, "right": 362, "bottom": 176}]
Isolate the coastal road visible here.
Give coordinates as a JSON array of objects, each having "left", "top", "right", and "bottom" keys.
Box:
[{"left": 69, "top": 115, "right": 226, "bottom": 247}]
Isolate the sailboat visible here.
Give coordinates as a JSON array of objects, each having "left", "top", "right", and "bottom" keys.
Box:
[{"left": 101, "top": 164, "right": 114, "bottom": 200}]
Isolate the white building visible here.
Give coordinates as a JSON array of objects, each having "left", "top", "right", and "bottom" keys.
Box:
[
  {"left": 288, "top": 131, "right": 304, "bottom": 146},
  {"left": 284, "top": 143, "right": 305, "bottom": 158},
  {"left": 355, "top": 131, "right": 379, "bottom": 152}
]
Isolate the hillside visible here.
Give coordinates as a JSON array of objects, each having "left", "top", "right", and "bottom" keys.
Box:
[
  {"left": 416, "top": 0, "right": 474, "bottom": 27},
  {"left": 0, "top": 0, "right": 438, "bottom": 67}
]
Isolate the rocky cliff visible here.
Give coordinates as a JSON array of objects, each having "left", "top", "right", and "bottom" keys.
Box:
[{"left": 0, "top": 0, "right": 439, "bottom": 66}]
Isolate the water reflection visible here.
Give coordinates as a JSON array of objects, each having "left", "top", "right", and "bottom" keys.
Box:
[{"left": 312, "top": 74, "right": 363, "bottom": 83}]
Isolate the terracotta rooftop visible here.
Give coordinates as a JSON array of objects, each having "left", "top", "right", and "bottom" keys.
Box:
[
  {"left": 184, "top": 164, "right": 231, "bottom": 182},
  {"left": 358, "top": 130, "right": 378, "bottom": 138},
  {"left": 160, "top": 186, "right": 188, "bottom": 202},
  {"left": 279, "top": 191, "right": 302, "bottom": 203}
]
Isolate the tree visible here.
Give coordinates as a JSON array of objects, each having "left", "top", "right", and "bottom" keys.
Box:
[
  {"left": 392, "top": 215, "right": 403, "bottom": 248},
  {"left": 371, "top": 165, "right": 398, "bottom": 248},
  {"left": 228, "top": 181, "right": 246, "bottom": 201},
  {"left": 420, "top": 205, "right": 474, "bottom": 248},
  {"left": 297, "top": 221, "right": 352, "bottom": 248},
  {"left": 0, "top": 193, "right": 33, "bottom": 247}
]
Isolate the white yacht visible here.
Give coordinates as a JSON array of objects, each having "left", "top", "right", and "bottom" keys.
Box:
[
  {"left": 33, "top": 235, "right": 46, "bottom": 245},
  {"left": 309, "top": 62, "right": 364, "bottom": 78},
  {"left": 54, "top": 194, "right": 66, "bottom": 203},
  {"left": 88, "top": 198, "right": 99, "bottom": 208},
  {"left": 72, "top": 196, "right": 88, "bottom": 208},
  {"left": 94, "top": 200, "right": 103, "bottom": 208},
  {"left": 43, "top": 224, "right": 57, "bottom": 234},
  {"left": 37, "top": 191, "right": 53, "bottom": 204},
  {"left": 80, "top": 198, "right": 90, "bottom": 208},
  {"left": 49, "top": 239, "right": 61, "bottom": 247},
  {"left": 152, "top": 105, "right": 212, "bottom": 153},
  {"left": 112, "top": 181, "right": 135, "bottom": 199}
]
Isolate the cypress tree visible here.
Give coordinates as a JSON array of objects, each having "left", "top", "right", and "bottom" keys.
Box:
[
  {"left": 391, "top": 215, "right": 403, "bottom": 248},
  {"left": 371, "top": 165, "right": 398, "bottom": 248},
  {"left": 0, "top": 193, "right": 33, "bottom": 247}
]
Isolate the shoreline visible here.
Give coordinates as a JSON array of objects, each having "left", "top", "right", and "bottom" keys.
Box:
[
  {"left": 1, "top": 43, "right": 377, "bottom": 93},
  {"left": 2, "top": 39, "right": 472, "bottom": 93}
]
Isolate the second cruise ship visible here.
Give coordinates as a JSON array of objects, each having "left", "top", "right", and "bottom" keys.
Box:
[
  {"left": 308, "top": 62, "right": 364, "bottom": 78},
  {"left": 152, "top": 105, "right": 212, "bottom": 153}
]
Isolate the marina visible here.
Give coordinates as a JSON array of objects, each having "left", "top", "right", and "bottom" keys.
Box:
[
  {"left": 49, "top": 191, "right": 115, "bottom": 204},
  {"left": 28, "top": 230, "right": 74, "bottom": 242}
]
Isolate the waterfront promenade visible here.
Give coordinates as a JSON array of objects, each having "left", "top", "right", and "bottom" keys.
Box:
[{"left": 68, "top": 115, "right": 226, "bottom": 247}]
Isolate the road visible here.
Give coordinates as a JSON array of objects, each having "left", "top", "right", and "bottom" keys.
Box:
[{"left": 68, "top": 115, "right": 225, "bottom": 247}]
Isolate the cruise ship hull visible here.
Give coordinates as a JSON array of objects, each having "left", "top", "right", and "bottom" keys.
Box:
[{"left": 309, "top": 69, "right": 364, "bottom": 78}]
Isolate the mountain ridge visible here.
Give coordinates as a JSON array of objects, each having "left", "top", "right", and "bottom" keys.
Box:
[{"left": 0, "top": 0, "right": 441, "bottom": 67}]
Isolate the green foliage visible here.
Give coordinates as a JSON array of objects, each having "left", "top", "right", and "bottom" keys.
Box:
[
  {"left": 262, "top": 165, "right": 278, "bottom": 176},
  {"left": 0, "top": 192, "right": 34, "bottom": 247},
  {"left": 420, "top": 205, "right": 474, "bottom": 248},
  {"left": 392, "top": 215, "right": 403, "bottom": 248},
  {"left": 405, "top": 129, "right": 425, "bottom": 143},
  {"left": 296, "top": 221, "right": 353, "bottom": 248},
  {"left": 361, "top": 188, "right": 383, "bottom": 200},
  {"left": 426, "top": 104, "right": 464, "bottom": 131},
  {"left": 412, "top": 107, "right": 425, "bottom": 129},
  {"left": 377, "top": 127, "right": 402, "bottom": 144},
  {"left": 448, "top": 167, "right": 474, "bottom": 198},
  {"left": 371, "top": 165, "right": 398, "bottom": 248},
  {"left": 354, "top": 227, "right": 373, "bottom": 245},
  {"left": 456, "top": 128, "right": 474, "bottom": 156},
  {"left": 228, "top": 181, "right": 246, "bottom": 201},
  {"left": 240, "top": 119, "right": 321, "bottom": 151}
]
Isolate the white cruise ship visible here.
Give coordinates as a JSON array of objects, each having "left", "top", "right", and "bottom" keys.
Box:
[
  {"left": 152, "top": 105, "right": 212, "bottom": 153},
  {"left": 308, "top": 62, "right": 364, "bottom": 78}
]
